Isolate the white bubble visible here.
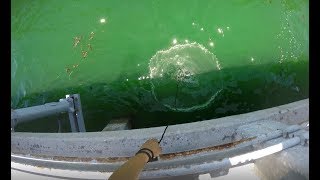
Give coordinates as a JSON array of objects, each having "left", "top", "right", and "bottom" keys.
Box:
[
  {"left": 172, "top": 38, "right": 177, "bottom": 44},
  {"left": 100, "top": 18, "right": 106, "bottom": 23}
]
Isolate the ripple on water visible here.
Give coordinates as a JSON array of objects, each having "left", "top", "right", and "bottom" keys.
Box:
[{"left": 149, "top": 42, "right": 223, "bottom": 112}]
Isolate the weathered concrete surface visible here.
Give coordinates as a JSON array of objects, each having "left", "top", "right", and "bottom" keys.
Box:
[
  {"left": 11, "top": 99, "right": 309, "bottom": 158},
  {"left": 250, "top": 97, "right": 309, "bottom": 180},
  {"left": 271, "top": 99, "right": 308, "bottom": 125},
  {"left": 11, "top": 99, "right": 309, "bottom": 179},
  {"left": 11, "top": 121, "right": 307, "bottom": 176},
  {"left": 253, "top": 133, "right": 309, "bottom": 180}
]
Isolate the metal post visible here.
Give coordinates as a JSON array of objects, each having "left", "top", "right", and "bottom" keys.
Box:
[
  {"left": 72, "top": 94, "right": 86, "bottom": 132},
  {"left": 65, "top": 94, "right": 86, "bottom": 132},
  {"left": 65, "top": 96, "right": 78, "bottom": 132}
]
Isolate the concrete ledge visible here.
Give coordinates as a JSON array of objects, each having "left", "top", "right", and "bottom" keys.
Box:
[
  {"left": 11, "top": 99, "right": 309, "bottom": 179},
  {"left": 11, "top": 130, "right": 308, "bottom": 178},
  {"left": 11, "top": 99, "right": 308, "bottom": 158}
]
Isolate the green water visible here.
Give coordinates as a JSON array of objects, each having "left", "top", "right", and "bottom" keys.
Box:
[{"left": 11, "top": 0, "right": 309, "bottom": 132}]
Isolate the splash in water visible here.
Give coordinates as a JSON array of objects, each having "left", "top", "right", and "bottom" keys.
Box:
[{"left": 149, "top": 42, "right": 223, "bottom": 112}]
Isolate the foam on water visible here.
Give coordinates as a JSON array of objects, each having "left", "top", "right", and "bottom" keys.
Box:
[{"left": 149, "top": 42, "right": 223, "bottom": 112}]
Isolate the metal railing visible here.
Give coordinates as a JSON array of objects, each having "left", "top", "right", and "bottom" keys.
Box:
[{"left": 11, "top": 94, "right": 86, "bottom": 132}]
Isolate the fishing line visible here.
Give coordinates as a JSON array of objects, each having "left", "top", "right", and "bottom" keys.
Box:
[
  {"left": 158, "top": 125, "right": 168, "bottom": 143},
  {"left": 158, "top": 66, "right": 182, "bottom": 144}
]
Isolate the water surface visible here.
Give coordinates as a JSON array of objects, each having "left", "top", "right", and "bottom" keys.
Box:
[{"left": 11, "top": 0, "right": 309, "bottom": 132}]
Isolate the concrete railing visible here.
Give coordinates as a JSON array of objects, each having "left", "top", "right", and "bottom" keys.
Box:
[{"left": 11, "top": 99, "right": 309, "bottom": 179}]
